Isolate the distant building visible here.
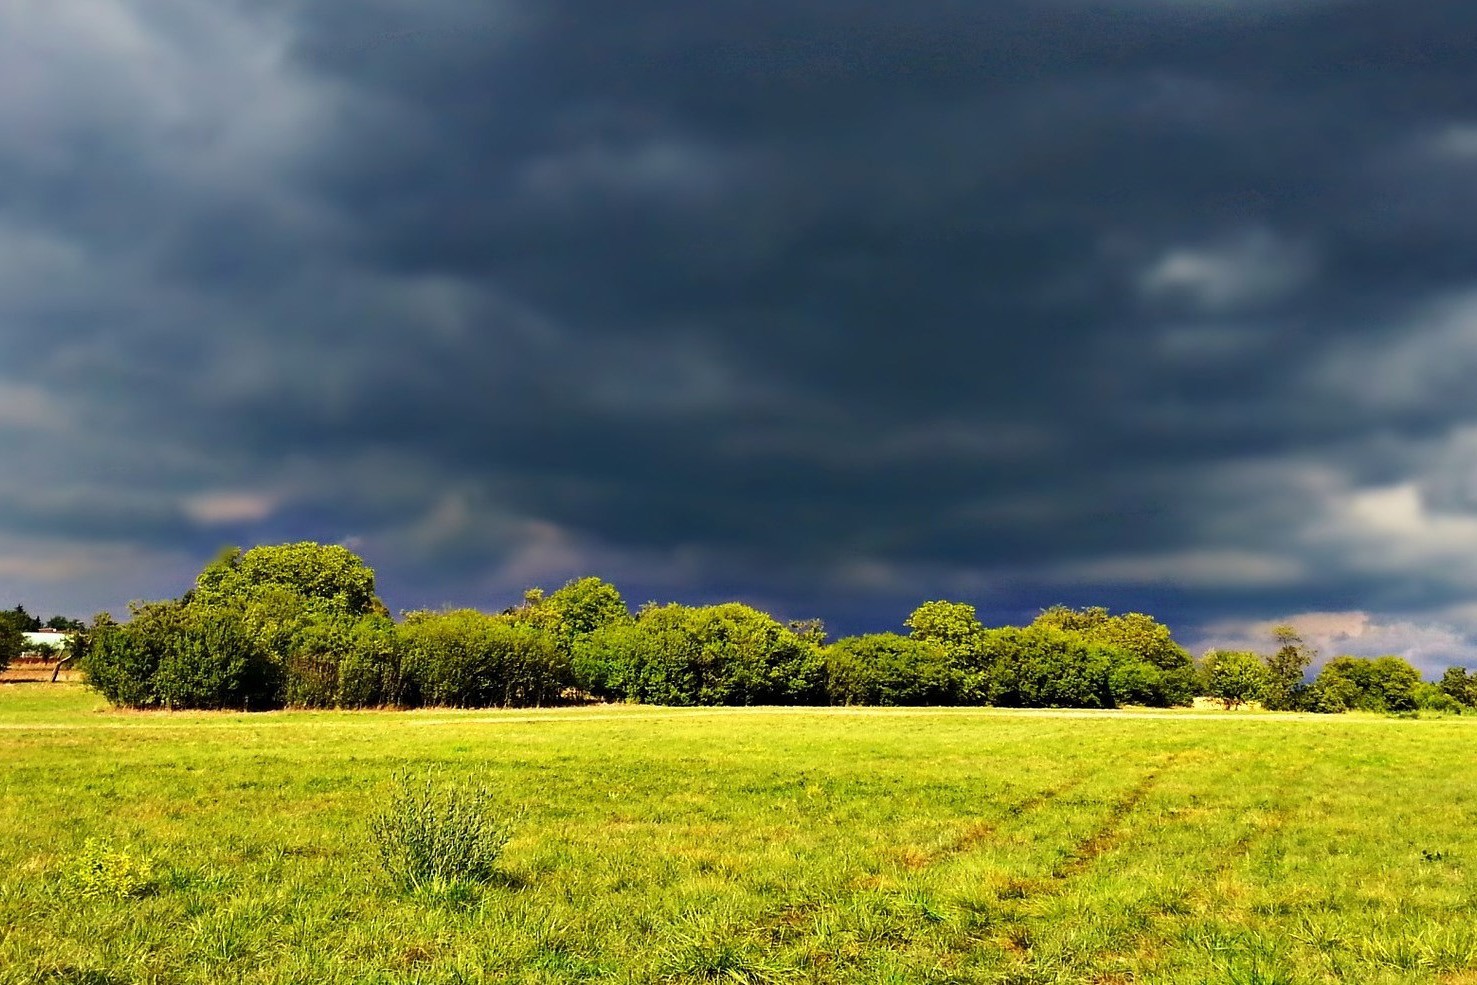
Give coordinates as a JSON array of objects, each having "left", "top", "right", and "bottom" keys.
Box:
[{"left": 21, "top": 629, "right": 71, "bottom": 655}]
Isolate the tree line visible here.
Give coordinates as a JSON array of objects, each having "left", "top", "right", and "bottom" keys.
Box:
[{"left": 8, "top": 542, "right": 1475, "bottom": 715}]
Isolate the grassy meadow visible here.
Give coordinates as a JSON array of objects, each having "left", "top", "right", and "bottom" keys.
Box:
[{"left": 2, "top": 686, "right": 1477, "bottom": 984}]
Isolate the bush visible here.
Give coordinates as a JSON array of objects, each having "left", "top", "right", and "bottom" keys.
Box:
[
  {"left": 1415, "top": 681, "right": 1464, "bottom": 715},
  {"left": 66, "top": 839, "right": 157, "bottom": 899},
  {"left": 1310, "top": 655, "right": 1422, "bottom": 713},
  {"left": 400, "top": 611, "right": 568, "bottom": 708},
  {"left": 336, "top": 617, "right": 405, "bottom": 708},
  {"left": 975, "top": 626, "right": 1115, "bottom": 708},
  {"left": 823, "top": 633, "right": 957, "bottom": 705},
  {"left": 154, "top": 608, "right": 276, "bottom": 710},
  {"left": 369, "top": 770, "right": 513, "bottom": 892},
  {"left": 81, "top": 604, "right": 278, "bottom": 710},
  {"left": 80, "top": 604, "right": 184, "bottom": 709},
  {"left": 573, "top": 603, "right": 825, "bottom": 706},
  {"left": 1198, "top": 650, "right": 1270, "bottom": 709},
  {"left": 1107, "top": 659, "right": 1166, "bottom": 707}
]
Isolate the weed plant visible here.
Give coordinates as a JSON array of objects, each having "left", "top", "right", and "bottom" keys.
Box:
[
  {"left": 64, "top": 838, "right": 156, "bottom": 900},
  {"left": 368, "top": 768, "right": 513, "bottom": 893}
]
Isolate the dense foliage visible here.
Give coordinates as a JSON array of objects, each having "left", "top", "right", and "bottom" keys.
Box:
[
  {"left": 57, "top": 540, "right": 1475, "bottom": 714},
  {"left": 0, "top": 622, "right": 20, "bottom": 675},
  {"left": 574, "top": 603, "right": 825, "bottom": 706}
]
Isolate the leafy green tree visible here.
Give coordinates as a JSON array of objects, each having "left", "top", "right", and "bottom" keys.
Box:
[
  {"left": 823, "top": 634, "right": 957, "bottom": 706},
  {"left": 543, "top": 577, "right": 630, "bottom": 651},
  {"left": 44, "top": 615, "right": 85, "bottom": 631},
  {"left": 192, "top": 542, "right": 383, "bottom": 618},
  {"left": 1438, "top": 667, "right": 1476, "bottom": 707},
  {"left": 1262, "top": 625, "right": 1314, "bottom": 710},
  {"left": 0, "top": 605, "right": 41, "bottom": 634},
  {"left": 1198, "top": 650, "right": 1269, "bottom": 709},
  {"left": 905, "top": 601, "right": 984, "bottom": 659},
  {"left": 1307, "top": 655, "right": 1421, "bottom": 713},
  {"left": 1033, "top": 606, "right": 1196, "bottom": 705},
  {"left": 0, "top": 620, "right": 21, "bottom": 675}
]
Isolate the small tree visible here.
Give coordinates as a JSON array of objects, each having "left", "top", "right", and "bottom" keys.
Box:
[
  {"left": 1198, "top": 650, "right": 1269, "bottom": 709},
  {"left": 193, "top": 542, "right": 383, "bottom": 618},
  {"left": 543, "top": 577, "right": 630, "bottom": 653},
  {"left": 1438, "top": 667, "right": 1476, "bottom": 708},
  {"left": 1262, "top": 625, "right": 1313, "bottom": 710},
  {"left": 904, "top": 601, "right": 983, "bottom": 659}
]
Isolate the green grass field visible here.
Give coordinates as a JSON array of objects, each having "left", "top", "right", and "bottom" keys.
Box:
[{"left": 2, "top": 686, "right": 1476, "bottom": 984}]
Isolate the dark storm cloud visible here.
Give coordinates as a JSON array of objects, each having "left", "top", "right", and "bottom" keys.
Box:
[{"left": 5, "top": 0, "right": 1477, "bottom": 666}]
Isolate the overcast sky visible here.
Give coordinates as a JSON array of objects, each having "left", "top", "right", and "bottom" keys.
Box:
[{"left": 4, "top": 0, "right": 1477, "bottom": 670}]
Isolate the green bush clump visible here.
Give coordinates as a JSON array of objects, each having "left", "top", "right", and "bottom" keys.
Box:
[
  {"left": 573, "top": 602, "right": 825, "bottom": 706},
  {"left": 400, "top": 610, "right": 568, "bottom": 708},
  {"left": 369, "top": 770, "right": 514, "bottom": 893},
  {"left": 81, "top": 603, "right": 276, "bottom": 710},
  {"left": 823, "top": 633, "right": 957, "bottom": 705},
  {"left": 66, "top": 839, "right": 157, "bottom": 900}
]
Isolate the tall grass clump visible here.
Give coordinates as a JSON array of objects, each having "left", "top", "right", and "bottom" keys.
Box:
[{"left": 369, "top": 769, "right": 514, "bottom": 893}]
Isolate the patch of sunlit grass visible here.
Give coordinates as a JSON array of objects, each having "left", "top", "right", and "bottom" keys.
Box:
[{"left": 2, "top": 685, "right": 1476, "bottom": 983}]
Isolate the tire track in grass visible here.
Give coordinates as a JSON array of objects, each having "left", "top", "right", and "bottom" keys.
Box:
[
  {"left": 920, "top": 774, "right": 1090, "bottom": 868},
  {"left": 1047, "top": 758, "right": 1179, "bottom": 881},
  {"left": 1037, "top": 756, "right": 1309, "bottom": 983},
  {"left": 749, "top": 774, "right": 1094, "bottom": 964},
  {"left": 979, "top": 754, "right": 1186, "bottom": 978}
]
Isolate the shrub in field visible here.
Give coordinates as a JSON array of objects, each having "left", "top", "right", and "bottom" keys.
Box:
[
  {"left": 1198, "top": 649, "right": 1270, "bottom": 709},
  {"left": 974, "top": 626, "right": 1115, "bottom": 708},
  {"left": 575, "top": 603, "right": 825, "bottom": 706},
  {"left": 82, "top": 603, "right": 277, "bottom": 710},
  {"left": 1308, "top": 655, "right": 1421, "bottom": 713},
  {"left": 66, "top": 839, "right": 157, "bottom": 900},
  {"left": 153, "top": 608, "right": 276, "bottom": 710},
  {"left": 80, "top": 604, "right": 184, "bottom": 708},
  {"left": 369, "top": 770, "right": 513, "bottom": 892},
  {"left": 823, "top": 633, "right": 957, "bottom": 705},
  {"left": 400, "top": 610, "right": 568, "bottom": 707}
]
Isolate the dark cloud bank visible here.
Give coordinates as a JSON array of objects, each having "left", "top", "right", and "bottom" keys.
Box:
[{"left": 5, "top": 0, "right": 1477, "bottom": 670}]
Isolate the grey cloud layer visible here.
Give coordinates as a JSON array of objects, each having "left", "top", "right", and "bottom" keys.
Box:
[{"left": 4, "top": 0, "right": 1477, "bottom": 663}]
